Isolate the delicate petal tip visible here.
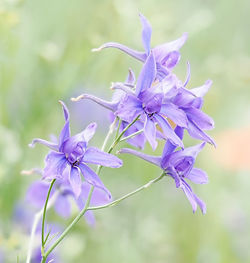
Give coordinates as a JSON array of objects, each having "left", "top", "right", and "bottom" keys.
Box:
[
  {"left": 136, "top": 51, "right": 156, "bottom": 95},
  {"left": 59, "top": 100, "right": 70, "bottom": 121},
  {"left": 71, "top": 94, "right": 84, "bottom": 102},
  {"left": 126, "top": 68, "right": 136, "bottom": 85},
  {"left": 139, "top": 13, "right": 152, "bottom": 54},
  {"left": 183, "top": 61, "right": 191, "bottom": 87},
  {"left": 82, "top": 122, "right": 97, "bottom": 142}
]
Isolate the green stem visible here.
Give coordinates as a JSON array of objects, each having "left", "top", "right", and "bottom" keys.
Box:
[
  {"left": 119, "top": 129, "right": 143, "bottom": 143},
  {"left": 88, "top": 172, "right": 165, "bottom": 211},
  {"left": 42, "top": 186, "right": 94, "bottom": 262},
  {"left": 41, "top": 115, "right": 140, "bottom": 262},
  {"left": 41, "top": 179, "right": 56, "bottom": 254},
  {"left": 115, "top": 118, "right": 122, "bottom": 140},
  {"left": 107, "top": 115, "right": 140, "bottom": 154}
]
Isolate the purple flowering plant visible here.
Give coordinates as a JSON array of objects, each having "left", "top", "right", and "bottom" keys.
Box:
[{"left": 25, "top": 14, "right": 214, "bottom": 263}]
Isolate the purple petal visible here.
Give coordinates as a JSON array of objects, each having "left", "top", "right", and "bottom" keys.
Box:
[
  {"left": 82, "top": 147, "right": 123, "bottom": 168},
  {"left": 162, "top": 126, "right": 184, "bottom": 157},
  {"left": 174, "top": 142, "right": 205, "bottom": 160},
  {"left": 29, "top": 138, "right": 58, "bottom": 151},
  {"left": 58, "top": 101, "right": 71, "bottom": 149},
  {"left": 92, "top": 42, "right": 147, "bottom": 62},
  {"left": 183, "top": 61, "right": 191, "bottom": 87},
  {"left": 186, "top": 168, "right": 208, "bottom": 184},
  {"left": 185, "top": 107, "right": 214, "bottom": 130},
  {"left": 161, "top": 51, "right": 181, "bottom": 69},
  {"left": 139, "top": 13, "right": 152, "bottom": 55},
  {"left": 43, "top": 151, "right": 68, "bottom": 180},
  {"left": 124, "top": 120, "right": 146, "bottom": 149},
  {"left": 136, "top": 52, "right": 156, "bottom": 96},
  {"left": 119, "top": 148, "right": 161, "bottom": 167},
  {"left": 190, "top": 80, "right": 212, "bottom": 98},
  {"left": 82, "top": 122, "right": 97, "bottom": 142},
  {"left": 54, "top": 194, "right": 72, "bottom": 218},
  {"left": 187, "top": 119, "right": 216, "bottom": 146},
  {"left": 26, "top": 181, "right": 51, "bottom": 209},
  {"left": 116, "top": 94, "right": 143, "bottom": 123},
  {"left": 160, "top": 103, "right": 188, "bottom": 128},
  {"left": 144, "top": 117, "right": 157, "bottom": 150},
  {"left": 79, "top": 163, "right": 111, "bottom": 198},
  {"left": 59, "top": 100, "right": 70, "bottom": 121},
  {"left": 180, "top": 180, "right": 197, "bottom": 213},
  {"left": 69, "top": 167, "right": 82, "bottom": 198},
  {"left": 153, "top": 33, "right": 188, "bottom": 62},
  {"left": 154, "top": 114, "right": 184, "bottom": 148},
  {"left": 125, "top": 68, "right": 136, "bottom": 85},
  {"left": 72, "top": 93, "right": 118, "bottom": 111},
  {"left": 193, "top": 192, "right": 206, "bottom": 214},
  {"left": 80, "top": 182, "right": 111, "bottom": 206}
]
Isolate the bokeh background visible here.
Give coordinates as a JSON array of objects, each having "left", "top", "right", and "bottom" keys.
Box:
[{"left": 1, "top": 0, "right": 250, "bottom": 262}]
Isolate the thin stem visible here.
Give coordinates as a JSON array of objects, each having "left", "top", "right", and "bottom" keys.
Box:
[
  {"left": 41, "top": 179, "right": 56, "bottom": 254},
  {"left": 107, "top": 115, "right": 140, "bottom": 154},
  {"left": 42, "top": 186, "right": 94, "bottom": 262},
  {"left": 26, "top": 191, "right": 58, "bottom": 263},
  {"left": 88, "top": 172, "right": 165, "bottom": 211},
  {"left": 119, "top": 129, "right": 143, "bottom": 143},
  {"left": 115, "top": 118, "right": 122, "bottom": 140}
]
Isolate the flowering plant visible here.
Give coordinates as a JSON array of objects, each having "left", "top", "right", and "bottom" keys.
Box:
[{"left": 25, "top": 14, "right": 214, "bottom": 263}]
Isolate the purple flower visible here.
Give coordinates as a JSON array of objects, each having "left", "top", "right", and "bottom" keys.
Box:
[
  {"left": 29, "top": 101, "right": 122, "bottom": 198},
  {"left": 27, "top": 177, "right": 110, "bottom": 225},
  {"left": 163, "top": 77, "right": 215, "bottom": 146},
  {"left": 114, "top": 52, "right": 185, "bottom": 150},
  {"left": 119, "top": 130, "right": 208, "bottom": 214},
  {"left": 92, "top": 14, "right": 187, "bottom": 81}
]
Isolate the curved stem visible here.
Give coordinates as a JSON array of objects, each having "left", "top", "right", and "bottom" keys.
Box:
[
  {"left": 88, "top": 172, "right": 165, "bottom": 211},
  {"left": 41, "top": 179, "right": 56, "bottom": 255},
  {"left": 119, "top": 129, "right": 143, "bottom": 143}
]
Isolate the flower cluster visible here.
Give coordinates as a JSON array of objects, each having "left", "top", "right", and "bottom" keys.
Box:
[
  {"left": 72, "top": 14, "right": 214, "bottom": 213},
  {"left": 26, "top": 13, "right": 215, "bottom": 263}
]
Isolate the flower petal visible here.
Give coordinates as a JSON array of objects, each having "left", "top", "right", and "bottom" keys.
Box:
[
  {"left": 26, "top": 181, "right": 51, "bottom": 209},
  {"left": 92, "top": 42, "right": 147, "bottom": 62},
  {"left": 79, "top": 163, "right": 111, "bottom": 198},
  {"left": 139, "top": 13, "right": 152, "bottom": 55},
  {"left": 144, "top": 117, "right": 158, "bottom": 150},
  {"left": 190, "top": 80, "right": 212, "bottom": 98},
  {"left": 185, "top": 107, "right": 214, "bottom": 130},
  {"left": 116, "top": 94, "right": 143, "bottom": 123},
  {"left": 160, "top": 103, "right": 188, "bottom": 128},
  {"left": 69, "top": 167, "right": 82, "bottom": 198},
  {"left": 179, "top": 180, "right": 197, "bottom": 213},
  {"left": 187, "top": 119, "right": 216, "bottom": 146},
  {"left": 154, "top": 114, "right": 184, "bottom": 148},
  {"left": 72, "top": 93, "right": 118, "bottom": 111},
  {"left": 153, "top": 33, "right": 188, "bottom": 62},
  {"left": 82, "top": 147, "right": 123, "bottom": 168},
  {"left": 43, "top": 151, "right": 68, "bottom": 180},
  {"left": 82, "top": 122, "right": 97, "bottom": 142},
  {"left": 29, "top": 138, "right": 58, "bottom": 151},
  {"left": 125, "top": 68, "right": 136, "bottom": 85},
  {"left": 58, "top": 101, "right": 71, "bottom": 149},
  {"left": 193, "top": 192, "right": 206, "bottom": 214},
  {"left": 186, "top": 168, "right": 208, "bottom": 184},
  {"left": 136, "top": 51, "right": 156, "bottom": 96},
  {"left": 54, "top": 194, "right": 72, "bottom": 218},
  {"left": 119, "top": 148, "right": 161, "bottom": 167}
]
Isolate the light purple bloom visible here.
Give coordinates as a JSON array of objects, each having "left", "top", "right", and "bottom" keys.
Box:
[
  {"left": 93, "top": 14, "right": 187, "bottom": 81},
  {"left": 29, "top": 101, "right": 122, "bottom": 198},
  {"left": 119, "top": 130, "right": 208, "bottom": 214},
  {"left": 163, "top": 77, "right": 215, "bottom": 146},
  {"left": 114, "top": 52, "right": 185, "bottom": 150}
]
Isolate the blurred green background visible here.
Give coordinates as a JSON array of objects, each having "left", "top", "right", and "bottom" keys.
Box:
[{"left": 1, "top": 0, "right": 250, "bottom": 262}]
